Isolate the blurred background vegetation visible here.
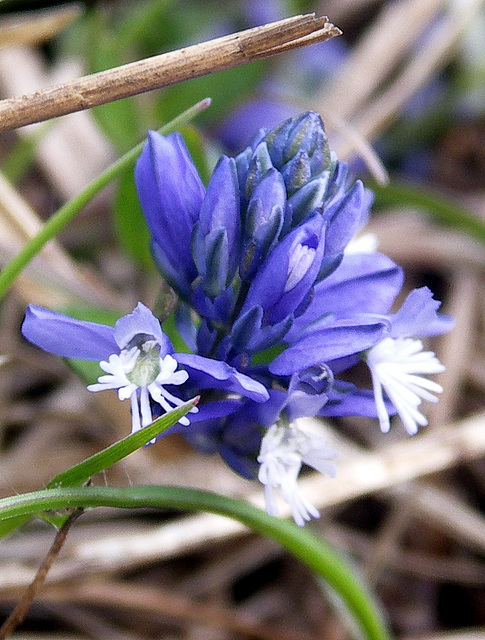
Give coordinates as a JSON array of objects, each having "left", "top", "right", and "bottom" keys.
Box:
[{"left": 0, "top": 1, "right": 484, "bottom": 638}]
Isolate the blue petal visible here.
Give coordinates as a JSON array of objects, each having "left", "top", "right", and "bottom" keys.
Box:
[
  {"left": 246, "top": 313, "right": 293, "bottom": 353},
  {"left": 150, "top": 239, "right": 192, "bottom": 296},
  {"left": 287, "top": 253, "right": 403, "bottom": 341},
  {"left": 199, "top": 156, "right": 240, "bottom": 254},
  {"left": 174, "top": 303, "right": 198, "bottom": 351},
  {"left": 114, "top": 302, "right": 172, "bottom": 354},
  {"left": 176, "top": 353, "right": 269, "bottom": 402},
  {"left": 193, "top": 156, "right": 241, "bottom": 297},
  {"left": 324, "top": 179, "right": 372, "bottom": 255},
  {"left": 135, "top": 131, "right": 204, "bottom": 286},
  {"left": 320, "top": 381, "right": 396, "bottom": 418},
  {"left": 317, "top": 252, "right": 403, "bottom": 316},
  {"left": 240, "top": 214, "right": 325, "bottom": 325},
  {"left": 190, "top": 399, "right": 243, "bottom": 422},
  {"left": 228, "top": 305, "right": 263, "bottom": 352},
  {"left": 270, "top": 320, "right": 388, "bottom": 375},
  {"left": 220, "top": 446, "right": 259, "bottom": 480},
  {"left": 389, "top": 287, "right": 455, "bottom": 338},
  {"left": 286, "top": 175, "right": 328, "bottom": 228},
  {"left": 22, "top": 305, "right": 118, "bottom": 361}
]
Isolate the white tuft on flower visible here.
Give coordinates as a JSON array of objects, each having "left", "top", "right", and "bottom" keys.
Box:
[
  {"left": 87, "top": 339, "right": 193, "bottom": 435},
  {"left": 366, "top": 337, "right": 445, "bottom": 435},
  {"left": 257, "top": 423, "right": 337, "bottom": 526}
]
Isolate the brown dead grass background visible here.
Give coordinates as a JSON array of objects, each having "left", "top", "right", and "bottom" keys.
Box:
[{"left": 0, "top": 0, "right": 484, "bottom": 638}]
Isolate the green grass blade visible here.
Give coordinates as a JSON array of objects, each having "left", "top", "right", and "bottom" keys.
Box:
[
  {"left": 0, "top": 398, "right": 197, "bottom": 538},
  {"left": 0, "top": 484, "right": 391, "bottom": 640},
  {"left": 46, "top": 397, "right": 199, "bottom": 489}
]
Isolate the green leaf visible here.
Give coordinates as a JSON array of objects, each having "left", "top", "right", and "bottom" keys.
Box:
[
  {"left": 46, "top": 397, "right": 199, "bottom": 489},
  {"left": 0, "top": 484, "right": 391, "bottom": 640}
]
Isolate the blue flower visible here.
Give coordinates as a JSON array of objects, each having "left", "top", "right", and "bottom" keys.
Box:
[
  {"left": 135, "top": 132, "right": 205, "bottom": 297},
  {"left": 135, "top": 132, "right": 240, "bottom": 324},
  {"left": 20, "top": 109, "right": 455, "bottom": 527},
  {"left": 133, "top": 112, "right": 457, "bottom": 525},
  {"left": 22, "top": 302, "right": 269, "bottom": 435}
]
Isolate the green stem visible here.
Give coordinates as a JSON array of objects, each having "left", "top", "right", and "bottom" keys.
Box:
[
  {"left": 0, "top": 98, "right": 211, "bottom": 302},
  {"left": 0, "top": 484, "right": 391, "bottom": 640}
]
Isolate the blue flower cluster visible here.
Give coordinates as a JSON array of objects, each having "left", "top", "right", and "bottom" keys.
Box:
[{"left": 22, "top": 112, "right": 453, "bottom": 525}]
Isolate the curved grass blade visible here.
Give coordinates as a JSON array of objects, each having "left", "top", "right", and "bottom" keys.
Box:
[
  {"left": 0, "top": 483, "right": 391, "bottom": 640},
  {"left": 0, "top": 397, "right": 198, "bottom": 538}
]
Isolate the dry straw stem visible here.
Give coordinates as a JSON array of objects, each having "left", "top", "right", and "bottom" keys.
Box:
[{"left": 0, "top": 13, "right": 341, "bottom": 132}]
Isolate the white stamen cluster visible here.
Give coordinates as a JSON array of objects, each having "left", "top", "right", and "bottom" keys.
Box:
[
  {"left": 258, "top": 423, "right": 337, "bottom": 526},
  {"left": 366, "top": 336, "right": 445, "bottom": 435},
  {"left": 88, "top": 343, "right": 191, "bottom": 435}
]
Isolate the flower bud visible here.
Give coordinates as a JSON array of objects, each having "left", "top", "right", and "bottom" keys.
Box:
[
  {"left": 240, "top": 168, "right": 286, "bottom": 281},
  {"left": 264, "top": 111, "right": 331, "bottom": 176}
]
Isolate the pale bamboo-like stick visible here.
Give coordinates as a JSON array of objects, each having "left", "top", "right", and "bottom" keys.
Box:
[{"left": 0, "top": 13, "right": 341, "bottom": 132}]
